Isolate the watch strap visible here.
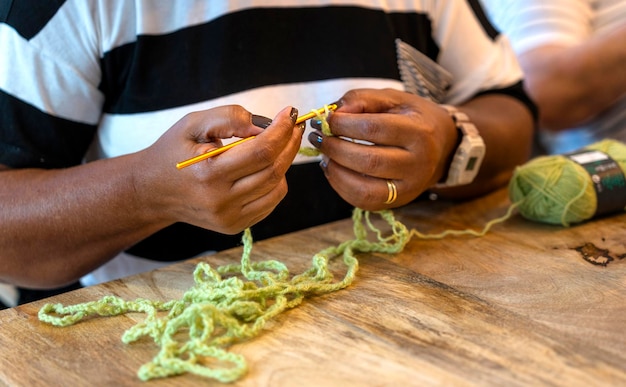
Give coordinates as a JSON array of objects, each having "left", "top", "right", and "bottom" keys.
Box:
[{"left": 434, "top": 105, "right": 486, "bottom": 188}]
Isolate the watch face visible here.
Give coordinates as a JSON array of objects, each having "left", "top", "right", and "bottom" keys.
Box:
[
  {"left": 450, "top": 137, "right": 485, "bottom": 185},
  {"left": 465, "top": 156, "right": 478, "bottom": 171}
]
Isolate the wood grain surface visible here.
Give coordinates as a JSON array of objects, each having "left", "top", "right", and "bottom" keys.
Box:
[{"left": 0, "top": 189, "right": 624, "bottom": 386}]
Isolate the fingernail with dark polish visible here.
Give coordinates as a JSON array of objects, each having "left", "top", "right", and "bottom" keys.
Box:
[
  {"left": 307, "top": 132, "right": 323, "bottom": 148},
  {"left": 297, "top": 122, "right": 306, "bottom": 131},
  {"left": 331, "top": 99, "right": 343, "bottom": 109},
  {"left": 252, "top": 115, "right": 273, "bottom": 129},
  {"left": 320, "top": 156, "right": 329, "bottom": 170},
  {"left": 289, "top": 107, "right": 298, "bottom": 124},
  {"left": 310, "top": 119, "right": 322, "bottom": 130}
]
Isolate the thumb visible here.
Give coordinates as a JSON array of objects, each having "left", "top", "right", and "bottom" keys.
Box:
[{"left": 186, "top": 105, "right": 268, "bottom": 142}]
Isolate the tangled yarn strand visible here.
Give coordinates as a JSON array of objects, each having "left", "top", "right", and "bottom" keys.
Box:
[{"left": 38, "top": 208, "right": 424, "bottom": 383}]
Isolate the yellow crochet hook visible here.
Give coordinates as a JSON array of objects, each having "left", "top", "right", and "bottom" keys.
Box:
[{"left": 176, "top": 103, "right": 338, "bottom": 169}]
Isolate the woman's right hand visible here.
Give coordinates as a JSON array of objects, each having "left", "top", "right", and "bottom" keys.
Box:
[{"left": 137, "top": 105, "right": 304, "bottom": 234}]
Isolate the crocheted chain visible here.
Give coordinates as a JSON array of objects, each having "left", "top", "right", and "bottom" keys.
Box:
[{"left": 38, "top": 208, "right": 412, "bottom": 382}]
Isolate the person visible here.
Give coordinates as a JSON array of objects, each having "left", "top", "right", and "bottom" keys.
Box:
[
  {"left": 0, "top": 1, "right": 535, "bottom": 306},
  {"left": 481, "top": 0, "right": 626, "bottom": 154}
]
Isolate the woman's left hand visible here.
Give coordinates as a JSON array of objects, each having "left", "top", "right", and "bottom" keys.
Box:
[{"left": 307, "top": 88, "right": 458, "bottom": 211}]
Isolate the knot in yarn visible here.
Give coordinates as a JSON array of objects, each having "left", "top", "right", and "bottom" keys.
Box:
[{"left": 508, "top": 139, "right": 626, "bottom": 226}]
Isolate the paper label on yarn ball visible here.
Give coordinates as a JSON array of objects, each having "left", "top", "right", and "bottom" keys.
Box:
[{"left": 567, "top": 150, "right": 626, "bottom": 217}]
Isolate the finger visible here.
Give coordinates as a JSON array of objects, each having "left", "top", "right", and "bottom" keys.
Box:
[
  {"left": 227, "top": 154, "right": 289, "bottom": 207},
  {"left": 321, "top": 157, "right": 404, "bottom": 211},
  {"left": 335, "top": 88, "right": 407, "bottom": 114},
  {"left": 208, "top": 106, "right": 302, "bottom": 180},
  {"left": 173, "top": 105, "right": 268, "bottom": 163},
  {"left": 324, "top": 112, "right": 416, "bottom": 147},
  {"left": 183, "top": 105, "right": 266, "bottom": 143},
  {"left": 308, "top": 131, "right": 413, "bottom": 179},
  {"left": 326, "top": 88, "right": 437, "bottom": 147},
  {"left": 211, "top": 177, "right": 288, "bottom": 233},
  {"left": 198, "top": 182, "right": 288, "bottom": 235},
  {"left": 240, "top": 178, "right": 289, "bottom": 218},
  {"left": 230, "top": 111, "right": 305, "bottom": 198}
]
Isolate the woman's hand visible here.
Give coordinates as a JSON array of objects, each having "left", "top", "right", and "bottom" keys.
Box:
[
  {"left": 307, "top": 88, "right": 458, "bottom": 211},
  {"left": 137, "top": 105, "right": 304, "bottom": 234},
  {"left": 0, "top": 105, "right": 304, "bottom": 288}
]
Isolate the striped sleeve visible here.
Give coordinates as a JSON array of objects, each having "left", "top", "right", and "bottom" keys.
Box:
[{"left": 0, "top": 0, "right": 102, "bottom": 168}]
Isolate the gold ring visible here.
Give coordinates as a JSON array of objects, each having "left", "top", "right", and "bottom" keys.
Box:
[{"left": 384, "top": 180, "right": 398, "bottom": 205}]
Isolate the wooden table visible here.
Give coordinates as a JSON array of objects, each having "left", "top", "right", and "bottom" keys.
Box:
[{"left": 1, "top": 189, "right": 625, "bottom": 386}]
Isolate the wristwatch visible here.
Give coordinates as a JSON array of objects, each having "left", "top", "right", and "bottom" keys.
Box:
[{"left": 434, "top": 105, "right": 486, "bottom": 188}]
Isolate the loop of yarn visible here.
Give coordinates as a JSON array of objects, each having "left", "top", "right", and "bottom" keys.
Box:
[
  {"left": 298, "top": 104, "right": 334, "bottom": 157},
  {"left": 509, "top": 139, "right": 626, "bottom": 226}
]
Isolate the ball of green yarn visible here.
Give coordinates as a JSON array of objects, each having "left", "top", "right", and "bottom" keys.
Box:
[{"left": 508, "top": 139, "right": 626, "bottom": 227}]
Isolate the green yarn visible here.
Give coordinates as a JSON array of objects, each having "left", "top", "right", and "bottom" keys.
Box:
[
  {"left": 298, "top": 105, "right": 334, "bottom": 157},
  {"left": 295, "top": 147, "right": 322, "bottom": 157},
  {"left": 509, "top": 139, "right": 626, "bottom": 226},
  {"left": 38, "top": 208, "right": 414, "bottom": 383}
]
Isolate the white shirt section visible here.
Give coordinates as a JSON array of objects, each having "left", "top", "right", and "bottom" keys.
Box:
[
  {"left": 80, "top": 251, "right": 207, "bottom": 287},
  {"left": 0, "top": 283, "right": 18, "bottom": 308}
]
